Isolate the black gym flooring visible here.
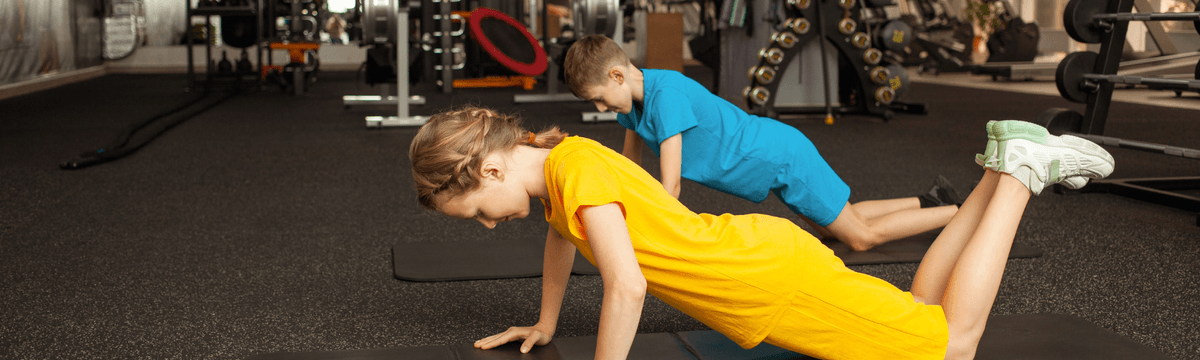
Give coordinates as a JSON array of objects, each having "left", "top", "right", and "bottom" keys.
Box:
[{"left": 1, "top": 68, "right": 1197, "bottom": 359}]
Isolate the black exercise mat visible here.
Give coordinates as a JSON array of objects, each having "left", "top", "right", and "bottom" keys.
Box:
[
  {"left": 675, "top": 314, "right": 1170, "bottom": 360},
  {"left": 821, "top": 231, "right": 1043, "bottom": 265},
  {"left": 392, "top": 240, "right": 600, "bottom": 282},
  {"left": 247, "top": 332, "right": 696, "bottom": 360},
  {"left": 247, "top": 314, "right": 1167, "bottom": 360},
  {"left": 976, "top": 314, "right": 1173, "bottom": 360},
  {"left": 393, "top": 232, "right": 1041, "bottom": 282}
]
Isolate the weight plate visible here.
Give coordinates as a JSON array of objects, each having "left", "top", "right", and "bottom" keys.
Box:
[
  {"left": 874, "top": 86, "right": 895, "bottom": 104},
  {"left": 851, "top": 32, "right": 871, "bottom": 49},
  {"left": 747, "top": 66, "right": 759, "bottom": 82},
  {"left": 791, "top": 18, "right": 811, "bottom": 35},
  {"left": 776, "top": 32, "right": 799, "bottom": 48},
  {"left": 1063, "top": 0, "right": 1105, "bottom": 44},
  {"left": 755, "top": 67, "right": 778, "bottom": 84},
  {"left": 743, "top": 86, "right": 753, "bottom": 102},
  {"left": 863, "top": 48, "right": 883, "bottom": 65},
  {"left": 869, "top": 66, "right": 890, "bottom": 84},
  {"left": 573, "top": 0, "right": 619, "bottom": 37},
  {"left": 878, "top": 20, "right": 912, "bottom": 53},
  {"left": 885, "top": 63, "right": 910, "bottom": 98},
  {"left": 839, "top": 19, "right": 857, "bottom": 35},
  {"left": 1055, "top": 51, "right": 1098, "bottom": 103},
  {"left": 761, "top": 47, "right": 786, "bottom": 65},
  {"left": 748, "top": 86, "right": 771, "bottom": 106},
  {"left": 789, "top": 0, "right": 811, "bottom": 10},
  {"left": 839, "top": 0, "right": 857, "bottom": 9},
  {"left": 1036, "top": 108, "right": 1084, "bottom": 136},
  {"left": 866, "top": 0, "right": 894, "bottom": 7}
]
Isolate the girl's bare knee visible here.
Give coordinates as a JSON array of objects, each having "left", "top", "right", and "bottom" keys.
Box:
[{"left": 944, "top": 322, "right": 985, "bottom": 360}]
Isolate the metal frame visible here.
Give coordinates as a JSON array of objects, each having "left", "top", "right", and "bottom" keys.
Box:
[
  {"left": 367, "top": 7, "right": 429, "bottom": 128},
  {"left": 1053, "top": 0, "right": 1200, "bottom": 225}
]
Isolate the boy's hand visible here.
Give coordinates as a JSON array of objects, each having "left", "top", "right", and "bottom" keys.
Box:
[{"left": 474, "top": 324, "right": 554, "bottom": 353}]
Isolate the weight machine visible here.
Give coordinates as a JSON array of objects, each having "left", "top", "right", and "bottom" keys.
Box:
[{"left": 1040, "top": 0, "right": 1200, "bottom": 225}]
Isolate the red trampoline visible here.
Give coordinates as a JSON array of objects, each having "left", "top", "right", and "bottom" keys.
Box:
[{"left": 467, "top": 7, "right": 548, "bottom": 76}]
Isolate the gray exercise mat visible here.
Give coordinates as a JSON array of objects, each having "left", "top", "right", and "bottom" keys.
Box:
[
  {"left": 393, "top": 232, "right": 1041, "bottom": 282},
  {"left": 247, "top": 314, "right": 1168, "bottom": 360}
]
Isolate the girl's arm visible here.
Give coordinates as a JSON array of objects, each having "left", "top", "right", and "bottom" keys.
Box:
[
  {"left": 659, "top": 134, "right": 683, "bottom": 199},
  {"left": 579, "top": 203, "right": 646, "bottom": 360},
  {"left": 474, "top": 227, "right": 575, "bottom": 353},
  {"left": 621, "top": 129, "right": 642, "bottom": 165}
]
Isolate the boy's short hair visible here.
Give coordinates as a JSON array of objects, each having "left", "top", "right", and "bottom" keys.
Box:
[{"left": 564, "top": 35, "right": 630, "bottom": 98}]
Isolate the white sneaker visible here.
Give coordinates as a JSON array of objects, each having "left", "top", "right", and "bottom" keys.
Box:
[
  {"left": 985, "top": 121, "right": 1115, "bottom": 195},
  {"left": 976, "top": 153, "right": 1090, "bottom": 190}
]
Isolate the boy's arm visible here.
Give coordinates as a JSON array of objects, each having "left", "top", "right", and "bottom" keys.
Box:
[
  {"left": 474, "top": 227, "right": 575, "bottom": 353},
  {"left": 621, "top": 129, "right": 642, "bottom": 166},
  {"left": 580, "top": 203, "right": 646, "bottom": 360},
  {"left": 659, "top": 134, "right": 683, "bottom": 199}
]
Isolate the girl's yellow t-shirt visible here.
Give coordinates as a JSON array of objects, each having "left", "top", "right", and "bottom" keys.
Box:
[{"left": 542, "top": 136, "right": 947, "bottom": 355}]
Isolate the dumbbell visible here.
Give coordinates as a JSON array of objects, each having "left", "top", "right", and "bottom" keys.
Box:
[{"left": 1063, "top": 0, "right": 1200, "bottom": 43}]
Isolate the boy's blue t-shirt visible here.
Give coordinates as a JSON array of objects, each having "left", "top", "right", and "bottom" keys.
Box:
[{"left": 617, "top": 69, "right": 818, "bottom": 203}]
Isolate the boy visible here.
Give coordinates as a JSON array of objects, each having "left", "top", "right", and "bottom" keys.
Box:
[{"left": 564, "top": 35, "right": 958, "bottom": 251}]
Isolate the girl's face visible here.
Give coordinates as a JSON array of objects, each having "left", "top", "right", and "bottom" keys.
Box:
[{"left": 436, "top": 167, "right": 531, "bottom": 229}]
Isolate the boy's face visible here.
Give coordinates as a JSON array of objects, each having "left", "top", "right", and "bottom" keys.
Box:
[{"left": 580, "top": 66, "right": 634, "bottom": 114}]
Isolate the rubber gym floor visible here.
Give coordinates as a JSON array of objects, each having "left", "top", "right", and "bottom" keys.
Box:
[{"left": 1, "top": 68, "right": 1197, "bottom": 359}]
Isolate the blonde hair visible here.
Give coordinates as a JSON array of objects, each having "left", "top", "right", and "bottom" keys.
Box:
[
  {"left": 564, "top": 35, "right": 631, "bottom": 98},
  {"left": 409, "top": 105, "right": 568, "bottom": 210}
]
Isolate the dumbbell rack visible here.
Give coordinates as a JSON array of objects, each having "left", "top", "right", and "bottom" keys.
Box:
[
  {"left": 742, "top": 0, "right": 923, "bottom": 122},
  {"left": 1042, "top": 0, "right": 1200, "bottom": 225}
]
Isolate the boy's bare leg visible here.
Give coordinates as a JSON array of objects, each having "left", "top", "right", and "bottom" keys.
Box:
[
  {"left": 940, "top": 173, "right": 1030, "bottom": 359},
  {"left": 851, "top": 197, "right": 921, "bottom": 219},
  {"left": 819, "top": 201, "right": 958, "bottom": 251},
  {"left": 910, "top": 170, "right": 999, "bottom": 304}
]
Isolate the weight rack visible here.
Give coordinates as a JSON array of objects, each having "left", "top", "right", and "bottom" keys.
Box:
[
  {"left": 742, "top": 0, "right": 925, "bottom": 122},
  {"left": 1042, "top": 0, "right": 1200, "bottom": 225}
]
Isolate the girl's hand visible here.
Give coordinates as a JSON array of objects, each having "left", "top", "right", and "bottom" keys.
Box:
[{"left": 473, "top": 324, "right": 554, "bottom": 353}]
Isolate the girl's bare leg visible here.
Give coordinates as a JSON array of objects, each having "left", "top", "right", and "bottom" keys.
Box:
[
  {"left": 910, "top": 170, "right": 999, "bottom": 304},
  {"left": 941, "top": 173, "right": 1031, "bottom": 359}
]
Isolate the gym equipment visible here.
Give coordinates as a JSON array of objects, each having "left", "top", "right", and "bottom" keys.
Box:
[
  {"left": 102, "top": 0, "right": 139, "bottom": 60},
  {"left": 466, "top": 7, "right": 548, "bottom": 77},
  {"left": 1044, "top": 0, "right": 1200, "bottom": 225},
  {"left": 391, "top": 231, "right": 1039, "bottom": 282},
  {"left": 983, "top": 0, "right": 1039, "bottom": 63},
  {"left": 185, "top": 0, "right": 265, "bottom": 91},
  {"left": 741, "top": 0, "right": 925, "bottom": 121},
  {"left": 364, "top": 3, "right": 428, "bottom": 128},
  {"left": 513, "top": 0, "right": 622, "bottom": 106},
  {"left": 975, "top": 0, "right": 1197, "bottom": 82},
  {"left": 342, "top": 0, "right": 428, "bottom": 112},
  {"left": 247, "top": 314, "right": 1172, "bottom": 360},
  {"left": 896, "top": 0, "right": 977, "bottom": 74},
  {"left": 60, "top": 89, "right": 242, "bottom": 170}
]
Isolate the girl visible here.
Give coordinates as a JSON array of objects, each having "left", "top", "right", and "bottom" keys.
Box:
[{"left": 408, "top": 106, "right": 1114, "bottom": 360}]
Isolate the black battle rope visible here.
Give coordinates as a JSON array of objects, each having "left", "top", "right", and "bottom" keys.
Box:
[{"left": 59, "top": 88, "right": 242, "bottom": 170}]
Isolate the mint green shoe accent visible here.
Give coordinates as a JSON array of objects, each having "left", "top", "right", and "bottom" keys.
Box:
[
  {"left": 989, "top": 120, "right": 1050, "bottom": 143},
  {"left": 1049, "top": 160, "right": 1061, "bottom": 183}
]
